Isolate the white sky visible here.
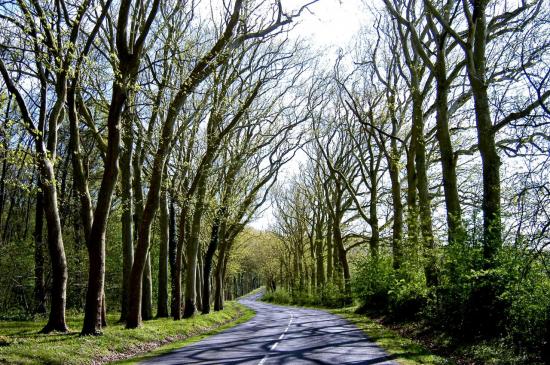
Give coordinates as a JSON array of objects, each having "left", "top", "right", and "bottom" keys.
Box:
[
  {"left": 249, "top": 0, "right": 367, "bottom": 230},
  {"left": 288, "top": 0, "right": 367, "bottom": 49}
]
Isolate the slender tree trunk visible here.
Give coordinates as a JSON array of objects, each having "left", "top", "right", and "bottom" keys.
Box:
[
  {"left": 39, "top": 157, "right": 69, "bottom": 333},
  {"left": 326, "top": 215, "right": 333, "bottom": 283},
  {"left": 387, "top": 126, "right": 403, "bottom": 269},
  {"left": 168, "top": 198, "right": 178, "bottom": 317},
  {"left": 119, "top": 113, "right": 134, "bottom": 321},
  {"left": 157, "top": 186, "right": 169, "bottom": 317},
  {"left": 183, "top": 172, "right": 209, "bottom": 318},
  {"left": 33, "top": 186, "right": 46, "bottom": 314},
  {"left": 467, "top": 1, "right": 502, "bottom": 263},
  {"left": 413, "top": 95, "right": 437, "bottom": 287},
  {"left": 315, "top": 216, "right": 324, "bottom": 291},
  {"left": 202, "top": 209, "right": 223, "bottom": 314},
  {"left": 333, "top": 216, "right": 351, "bottom": 300},
  {"left": 406, "top": 125, "right": 419, "bottom": 248},
  {"left": 81, "top": 81, "right": 124, "bottom": 335},
  {"left": 196, "top": 250, "right": 203, "bottom": 311},
  {"left": 214, "top": 232, "right": 227, "bottom": 312},
  {"left": 173, "top": 204, "right": 187, "bottom": 320},
  {"left": 434, "top": 45, "right": 465, "bottom": 248},
  {"left": 368, "top": 168, "right": 380, "bottom": 258}
]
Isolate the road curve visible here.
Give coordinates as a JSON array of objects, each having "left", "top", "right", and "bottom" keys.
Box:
[{"left": 142, "top": 293, "right": 398, "bottom": 365}]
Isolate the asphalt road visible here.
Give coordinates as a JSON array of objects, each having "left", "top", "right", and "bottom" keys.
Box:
[{"left": 142, "top": 293, "right": 398, "bottom": 365}]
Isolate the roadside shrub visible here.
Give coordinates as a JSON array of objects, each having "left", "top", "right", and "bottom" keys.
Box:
[
  {"left": 352, "top": 255, "right": 394, "bottom": 311},
  {"left": 262, "top": 288, "right": 291, "bottom": 304},
  {"left": 262, "top": 285, "right": 348, "bottom": 308},
  {"left": 499, "top": 252, "right": 550, "bottom": 357},
  {"left": 320, "top": 282, "right": 347, "bottom": 308},
  {"left": 388, "top": 268, "right": 428, "bottom": 320}
]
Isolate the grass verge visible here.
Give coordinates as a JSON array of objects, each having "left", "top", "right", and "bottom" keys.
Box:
[
  {"left": 329, "top": 307, "right": 450, "bottom": 365},
  {"left": 261, "top": 296, "right": 449, "bottom": 365},
  {"left": 0, "top": 301, "right": 254, "bottom": 365}
]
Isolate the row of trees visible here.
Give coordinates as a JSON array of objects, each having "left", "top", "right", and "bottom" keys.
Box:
[
  {"left": 0, "top": 0, "right": 315, "bottom": 335},
  {"left": 265, "top": 0, "right": 550, "bottom": 360}
]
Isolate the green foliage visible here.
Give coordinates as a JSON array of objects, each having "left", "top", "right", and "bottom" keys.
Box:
[
  {"left": 319, "top": 282, "right": 349, "bottom": 308},
  {"left": 352, "top": 254, "right": 428, "bottom": 319},
  {"left": 262, "top": 286, "right": 348, "bottom": 308},
  {"left": 262, "top": 288, "right": 292, "bottom": 304},
  {"left": 352, "top": 255, "right": 394, "bottom": 310},
  {"left": 351, "top": 240, "right": 550, "bottom": 363},
  {"left": 0, "top": 237, "right": 37, "bottom": 319},
  {"left": 0, "top": 302, "right": 249, "bottom": 365}
]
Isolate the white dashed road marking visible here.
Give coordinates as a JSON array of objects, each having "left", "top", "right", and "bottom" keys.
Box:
[{"left": 258, "top": 312, "right": 294, "bottom": 365}]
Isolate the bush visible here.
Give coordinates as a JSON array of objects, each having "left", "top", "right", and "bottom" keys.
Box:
[
  {"left": 262, "top": 285, "right": 349, "bottom": 308},
  {"left": 352, "top": 255, "right": 394, "bottom": 311},
  {"left": 262, "top": 288, "right": 292, "bottom": 304},
  {"left": 352, "top": 254, "right": 428, "bottom": 319}
]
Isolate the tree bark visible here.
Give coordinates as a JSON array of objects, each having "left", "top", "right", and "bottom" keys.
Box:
[
  {"left": 326, "top": 215, "right": 333, "bottom": 283},
  {"left": 432, "top": 31, "right": 465, "bottom": 248},
  {"left": 39, "top": 158, "right": 69, "bottom": 333},
  {"left": 157, "top": 186, "right": 169, "bottom": 317},
  {"left": 81, "top": 80, "right": 124, "bottom": 335},
  {"left": 467, "top": 1, "right": 502, "bottom": 263},
  {"left": 168, "top": 197, "right": 178, "bottom": 317},
  {"left": 202, "top": 208, "right": 224, "bottom": 314},
  {"left": 315, "top": 214, "right": 325, "bottom": 291},
  {"left": 183, "top": 168, "right": 210, "bottom": 318},
  {"left": 119, "top": 112, "right": 134, "bottom": 321},
  {"left": 141, "top": 252, "right": 153, "bottom": 320},
  {"left": 387, "top": 113, "right": 403, "bottom": 269},
  {"left": 33, "top": 186, "right": 46, "bottom": 314},
  {"left": 412, "top": 94, "right": 437, "bottom": 287},
  {"left": 173, "top": 204, "right": 188, "bottom": 320}
]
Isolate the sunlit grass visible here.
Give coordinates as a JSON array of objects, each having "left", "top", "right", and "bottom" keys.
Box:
[
  {"left": 0, "top": 302, "right": 252, "bottom": 365},
  {"left": 330, "top": 307, "right": 451, "bottom": 365}
]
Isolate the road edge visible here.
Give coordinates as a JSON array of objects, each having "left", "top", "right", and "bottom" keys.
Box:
[{"left": 108, "top": 303, "right": 256, "bottom": 365}]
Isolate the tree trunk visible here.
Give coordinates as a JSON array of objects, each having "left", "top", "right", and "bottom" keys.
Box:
[
  {"left": 173, "top": 204, "right": 187, "bottom": 320},
  {"left": 333, "top": 217, "right": 351, "bottom": 300},
  {"left": 467, "top": 1, "right": 502, "bottom": 263},
  {"left": 119, "top": 113, "right": 134, "bottom": 321},
  {"left": 388, "top": 126, "right": 403, "bottom": 269},
  {"left": 183, "top": 171, "right": 209, "bottom": 318},
  {"left": 433, "top": 42, "right": 465, "bottom": 248},
  {"left": 413, "top": 94, "right": 437, "bottom": 287},
  {"left": 406, "top": 124, "right": 419, "bottom": 248},
  {"left": 168, "top": 198, "right": 178, "bottom": 317},
  {"left": 33, "top": 186, "right": 46, "bottom": 314},
  {"left": 368, "top": 167, "right": 380, "bottom": 258},
  {"left": 315, "top": 216, "right": 325, "bottom": 291},
  {"left": 202, "top": 209, "right": 223, "bottom": 314},
  {"left": 141, "top": 252, "right": 153, "bottom": 320},
  {"left": 196, "top": 250, "right": 203, "bottom": 312},
  {"left": 326, "top": 215, "right": 333, "bottom": 283},
  {"left": 81, "top": 81, "right": 124, "bottom": 335},
  {"left": 157, "top": 186, "right": 169, "bottom": 318},
  {"left": 214, "top": 229, "right": 227, "bottom": 312},
  {"left": 39, "top": 157, "right": 69, "bottom": 333}
]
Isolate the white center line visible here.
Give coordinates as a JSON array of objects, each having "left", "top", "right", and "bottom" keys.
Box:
[{"left": 258, "top": 312, "right": 294, "bottom": 365}]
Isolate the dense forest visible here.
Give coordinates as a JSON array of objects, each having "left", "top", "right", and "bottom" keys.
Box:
[{"left": 0, "top": 0, "right": 549, "bottom": 364}]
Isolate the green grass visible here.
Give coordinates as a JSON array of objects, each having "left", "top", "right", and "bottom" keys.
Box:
[
  {"left": 0, "top": 302, "right": 254, "bottom": 365},
  {"left": 237, "top": 286, "right": 265, "bottom": 299},
  {"left": 329, "top": 307, "right": 451, "bottom": 365}
]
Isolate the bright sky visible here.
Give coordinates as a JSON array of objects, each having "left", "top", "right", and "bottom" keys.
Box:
[
  {"left": 288, "top": 0, "right": 367, "bottom": 48},
  {"left": 249, "top": 0, "right": 368, "bottom": 230}
]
